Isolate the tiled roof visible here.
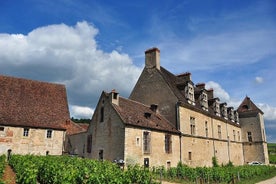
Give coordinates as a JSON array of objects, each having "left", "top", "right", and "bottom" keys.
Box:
[
  {"left": 112, "top": 95, "right": 180, "bottom": 134},
  {"left": 237, "top": 96, "right": 263, "bottom": 114},
  {"left": 63, "top": 120, "right": 88, "bottom": 135},
  {"left": 0, "top": 75, "right": 70, "bottom": 130}
]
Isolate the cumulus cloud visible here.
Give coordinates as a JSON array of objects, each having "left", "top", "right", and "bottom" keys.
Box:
[
  {"left": 70, "top": 105, "right": 94, "bottom": 119},
  {"left": 205, "top": 81, "right": 230, "bottom": 102},
  {"left": 0, "top": 21, "right": 142, "bottom": 118},
  {"left": 258, "top": 103, "right": 276, "bottom": 120}
]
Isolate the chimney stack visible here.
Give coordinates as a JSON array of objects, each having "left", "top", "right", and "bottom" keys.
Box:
[
  {"left": 110, "top": 89, "right": 119, "bottom": 106},
  {"left": 145, "top": 47, "right": 160, "bottom": 70},
  {"left": 177, "top": 72, "right": 192, "bottom": 81}
]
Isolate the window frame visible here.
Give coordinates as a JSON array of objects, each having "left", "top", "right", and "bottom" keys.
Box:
[
  {"left": 165, "top": 134, "right": 172, "bottom": 154},
  {"left": 247, "top": 131, "right": 252, "bottom": 142},
  {"left": 23, "top": 128, "right": 29, "bottom": 137},
  {"left": 143, "top": 131, "right": 151, "bottom": 154},
  {"left": 46, "top": 129, "right": 53, "bottom": 138},
  {"left": 190, "top": 117, "right": 196, "bottom": 135}
]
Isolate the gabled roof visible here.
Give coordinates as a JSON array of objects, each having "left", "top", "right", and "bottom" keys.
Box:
[
  {"left": 0, "top": 75, "right": 70, "bottom": 130},
  {"left": 237, "top": 96, "right": 263, "bottom": 115},
  {"left": 112, "top": 94, "right": 180, "bottom": 134}
]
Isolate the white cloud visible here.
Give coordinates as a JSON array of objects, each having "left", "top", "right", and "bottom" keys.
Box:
[
  {"left": 159, "top": 30, "right": 276, "bottom": 72},
  {"left": 255, "top": 76, "right": 263, "bottom": 84},
  {"left": 69, "top": 105, "right": 94, "bottom": 119},
  {"left": 0, "top": 21, "right": 142, "bottom": 117},
  {"left": 258, "top": 103, "right": 276, "bottom": 120},
  {"left": 205, "top": 81, "right": 230, "bottom": 102}
]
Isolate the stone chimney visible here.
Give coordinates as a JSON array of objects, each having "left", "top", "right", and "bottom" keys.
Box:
[
  {"left": 177, "top": 72, "right": 192, "bottom": 81},
  {"left": 110, "top": 89, "right": 119, "bottom": 106},
  {"left": 207, "top": 88, "right": 214, "bottom": 100},
  {"left": 196, "top": 83, "right": 205, "bottom": 90},
  {"left": 145, "top": 47, "right": 160, "bottom": 70}
]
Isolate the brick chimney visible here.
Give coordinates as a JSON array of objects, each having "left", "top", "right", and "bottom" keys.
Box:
[{"left": 145, "top": 47, "right": 160, "bottom": 70}]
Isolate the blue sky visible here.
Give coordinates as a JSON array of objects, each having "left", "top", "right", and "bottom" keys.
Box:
[{"left": 0, "top": 0, "right": 276, "bottom": 142}]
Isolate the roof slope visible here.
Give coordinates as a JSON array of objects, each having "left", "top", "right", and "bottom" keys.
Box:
[
  {"left": 0, "top": 75, "right": 70, "bottom": 130},
  {"left": 237, "top": 96, "right": 263, "bottom": 115},
  {"left": 112, "top": 95, "right": 180, "bottom": 134}
]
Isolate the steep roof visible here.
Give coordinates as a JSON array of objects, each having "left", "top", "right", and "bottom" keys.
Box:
[
  {"left": 0, "top": 75, "right": 70, "bottom": 130},
  {"left": 112, "top": 94, "right": 180, "bottom": 134},
  {"left": 237, "top": 96, "right": 263, "bottom": 115}
]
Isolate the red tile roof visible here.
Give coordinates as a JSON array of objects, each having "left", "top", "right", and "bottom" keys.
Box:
[
  {"left": 0, "top": 75, "right": 70, "bottom": 130},
  {"left": 63, "top": 120, "right": 88, "bottom": 135},
  {"left": 112, "top": 94, "right": 180, "bottom": 134}
]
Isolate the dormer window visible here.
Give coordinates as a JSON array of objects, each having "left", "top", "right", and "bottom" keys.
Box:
[
  {"left": 228, "top": 107, "right": 234, "bottom": 122},
  {"left": 213, "top": 99, "right": 220, "bottom": 116},
  {"left": 234, "top": 111, "right": 239, "bottom": 124},
  {"left": 220, "top": 103, "right": 228, "bottom": 119},
  {"left": 185, "top": 83, "right": 195, "bottom": 105},
  {"left": 200, "top": 92, "right": 208, "bottom": 111}
]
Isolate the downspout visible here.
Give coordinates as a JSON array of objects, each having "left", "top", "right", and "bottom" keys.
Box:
[
  {"left": 211, "top": 118, "right": 215, "bottom": 157},
  {"left": 226, "top": 122, "right": 231, "bottom": 162},
  {"left": 176, "top": 101, "right": 182, "bottom": 163}
]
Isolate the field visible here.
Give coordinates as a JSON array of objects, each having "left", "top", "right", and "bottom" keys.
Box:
[
  {"left": 3, "top": 155, "right": 276, "bottom": 184},
  {"left": 268, "top": 143, "right": 276, "bottom": 164}
]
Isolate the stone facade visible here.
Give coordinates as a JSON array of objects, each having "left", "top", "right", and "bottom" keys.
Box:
[
  {"left": 0, "top": 75, "right": 87, "bottom": 156},
  {"left": 0, "top": 126, "right": 64, "bottom": 155},
  {"left": 69, "top": 47, "right": 268, "bottom": 167}
]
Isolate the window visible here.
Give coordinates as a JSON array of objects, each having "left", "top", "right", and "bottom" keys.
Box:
[
  {"left": 188, "top": 152, "right": 192, "bottom": 160},
  {"left": 0, "top": 127, "right": 4, "bottom": 131},
  {"left": 87, "top": 134, "right": 92, "bottom": 153},
  {"left": 237, "top": 131, "right": 240, "bottom": 141},
  {"left": 185, "top": 83, "right": 195, "bottom": 105},
  {"left": 190, "top": 117, "right": 196, "bottom": 135},
  {"left": 144, "top": 158, "right": 149, "bottom": 167},
  {"left": 218, "top": 125, "right": 221, "bottom": 139},
  {"left": 136, "top": 137, "right": 140, "bottom": 146},
  {"left": 233, "top": 130, "right": 236, "bottom": 141},
  {"left": 100, "top": 107, "right": 104, "bottom": 122},
  {"left": 205, "top": 121, "right": 208, "bottom": 137},
  {"left": 143, "top": 131, "right": 151, "bottom": 154},
  {"left": 200, "top": 92, "right": 208, "bottom": 110},
  {"left": 167, "top": 161, "right": 171, "bottom": 169},
  {"left": 99, "top": 149, "right": 103, "bottom": 161},
  {"left": 23, "top": 128, "right": 29, "bottom": 137},
  {"left": 247, "top": 132, "right": 252, "bottom": 142},
  {"left": 46, "top": 129, "right": 52, "bottom": 138},
  {"left": 165, "top": 134, "right": 172, "bottom": 153}
]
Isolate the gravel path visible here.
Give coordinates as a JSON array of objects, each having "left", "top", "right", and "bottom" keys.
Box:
[{"left": 256, "top": 176, "right": 276, "bottom": 184}]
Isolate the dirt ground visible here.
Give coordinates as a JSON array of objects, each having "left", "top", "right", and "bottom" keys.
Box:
[{"left": 2, "top": 164, "right": 16, "bottom": 184}]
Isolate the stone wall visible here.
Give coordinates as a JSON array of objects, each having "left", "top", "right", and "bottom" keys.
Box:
[
  {"left": 0, "top": 126, "right": 64, "bottom": 155},
  {"left": 124, "top": 127, "right": 180, "bottom": 168},
  {"left": 179, "top": 106, "right": 244, "bottom": 166},
  {"left": 87, "top": 95, "right": 125, "bottom": 162}
]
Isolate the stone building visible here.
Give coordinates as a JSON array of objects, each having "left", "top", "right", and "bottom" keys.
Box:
[
  {"left": 72, "top": 47, "right": 268, "bottom": 167},
  {"left": 0, "top": 75, "right": 86, "bottom": 156}
]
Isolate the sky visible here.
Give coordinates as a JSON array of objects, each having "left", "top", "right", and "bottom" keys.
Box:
[{"left": 0, "top": 0, "right": 276, "bottom": 142}]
